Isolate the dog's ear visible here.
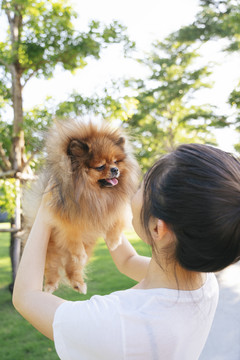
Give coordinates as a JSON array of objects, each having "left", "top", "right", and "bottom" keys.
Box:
[
  {"left": 67, "top": 139, "right": 90, "bottom": 157},
  {"left": 115, "top": 136, "right": 125, "bottom": 149}
]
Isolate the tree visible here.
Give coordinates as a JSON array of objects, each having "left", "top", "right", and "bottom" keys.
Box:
[
  {"left": 49, "top": 39, "right": 226, "bottom": 172},
  {"left": 167, "top": 0, "right": 240, "bottom": 151},
  {"left": 229, "top": 84, "right": 240, "bottom": 151},
  {"left": 122, "top": 40, "right": 227, "bottom": 170},
  {"left": 0, "top": 0, "right": 132, "bottom": 289},
  {"left": 171, "top": 0, "right": 240, "bottom": 51}
]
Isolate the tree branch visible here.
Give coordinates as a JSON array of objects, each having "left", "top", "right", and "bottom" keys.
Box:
[
  {"left": 20, "top": 150, "right": 39, "bottom": 173},
  {"left": 0, "top": 58, "right": 10, "bottom": 69},
  {"left": 0, "top": 170, "right": 36, "bottom": 180},
  {"left": 0, "top": 169, "right": 16, "bottom": 178},
  {"left": 22, "top": 71, "right": 38, "bottom": 88},
  {"left": 0, "top": 228, "right": 21, "bottom": 233},
  {"left": 6, "top": 9, "right": 13, "bottom": 25}
]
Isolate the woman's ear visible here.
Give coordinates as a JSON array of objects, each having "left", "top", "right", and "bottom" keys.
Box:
[{"left": 149, "top": 218, "right": 169, "bottom": 242}]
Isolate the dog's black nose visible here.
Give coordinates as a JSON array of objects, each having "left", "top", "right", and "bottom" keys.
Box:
[{"left": 111, "top": 167, "right": 119, "bottom": 176}]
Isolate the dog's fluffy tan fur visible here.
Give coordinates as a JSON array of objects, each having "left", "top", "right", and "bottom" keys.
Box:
[{"left": 23, "top": 119, "right": 140, "bottom": 293}]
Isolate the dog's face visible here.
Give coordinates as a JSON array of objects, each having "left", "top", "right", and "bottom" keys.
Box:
[{"left": 67, "top": 135, "right": 127, "bottom": 189}]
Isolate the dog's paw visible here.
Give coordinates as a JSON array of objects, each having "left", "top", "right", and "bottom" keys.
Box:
[
  {"left": 106, "top": 236, "right": 122, "bottom": 251},
  {"left": 44, "top": 282, "right": 59, "bottom": 293},
  {"left": 71, "top": 281, "right": 87, "bottom": 294}
]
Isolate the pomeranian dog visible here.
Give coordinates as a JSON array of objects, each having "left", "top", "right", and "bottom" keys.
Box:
[{"left": 23, "top": 119, "right": 140, "bottom": 294}]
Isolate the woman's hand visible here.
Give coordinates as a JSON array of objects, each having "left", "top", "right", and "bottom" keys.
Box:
[{"left": 105, "top": 233, "right": 150, "bottom": 282}]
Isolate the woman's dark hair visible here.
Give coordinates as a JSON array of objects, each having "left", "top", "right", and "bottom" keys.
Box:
[{"left": 142, "top": 143, "right": 240, "bottom": 272}]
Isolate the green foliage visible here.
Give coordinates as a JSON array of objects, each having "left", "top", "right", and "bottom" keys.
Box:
[
  {"left": 171, "top": 0, "right": 240, "bottom": 50},
  {"left": 75, "top": 41, "right": 221, "bottom": 170},
  {"left": 0, "top": 0, "right": 133, "bottom": 144},
  {"left": 0, "top": 0, "right": 135, "bottom": 218},
  {"left": 127, "top": 41, "right": 229, "bottom": 169},
  {"left": 229, "top": 83, "right": 240, "bottom": 110},
  {"left": 55, "top": 89, "right": 137, "bottom": 122},
  {"left": 55, "top": 93, "right": 103, "bottom": 118},
  {"left": 50, "top": 40, "right": 225, "bottom": 171},
  {"left": 0, "top": 102, "right": 52, "bottom": 167},
  {"left": 53, "top": 41, "right": 222, "bottom": 166},
  {"left": 166, "top": 0, "right": 240, "bottom": 152},
  {"left": 0, "top": 0, "right": 133, "bottom": 81},
  {"left": 0, "top": 120, "right": 12, "bottom": 162},
  {"left": 228, "top": 83, "right": 240, "bottom": 151},
  {"left": 0, "top": 179, "right": 16, "bottom": 217},
  {"left": 23, "top": 102, "right": 54, "bottom": 152},
  {"left": 0, "top": 0, "right": 133, "bottom": 129}
]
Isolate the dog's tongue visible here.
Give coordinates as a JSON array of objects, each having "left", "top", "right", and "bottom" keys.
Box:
[{"left": 106, "top": 178, "right": 118, "bottom": 186}]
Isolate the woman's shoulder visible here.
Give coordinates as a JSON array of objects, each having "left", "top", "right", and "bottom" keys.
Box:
[
  {"left": 114, "top": 273, "right": 218, "bottom": 299},
  {"left": 55, "top": 273, "right": 219, "bottom": 322}
]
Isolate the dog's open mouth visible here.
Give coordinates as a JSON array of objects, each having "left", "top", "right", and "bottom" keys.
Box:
[{"left": 98, "top": 178, "right": 119, "bottom": 187}]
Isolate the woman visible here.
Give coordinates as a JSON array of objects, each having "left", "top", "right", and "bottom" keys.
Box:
[{"left": 13, "top": 144, "right": 240, "bottom": 359}]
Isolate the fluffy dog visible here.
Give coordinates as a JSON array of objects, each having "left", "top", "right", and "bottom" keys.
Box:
[{"left": 23, "top": 119, "right": 140, "bottom": 294}]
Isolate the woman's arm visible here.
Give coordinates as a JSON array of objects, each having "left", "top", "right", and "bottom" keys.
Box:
[
  {"left": 12, "top": 203, "right": 65, "bottom": 340},
  {"left": 106, "top": 234, "right": 150, "bottom": 282}
]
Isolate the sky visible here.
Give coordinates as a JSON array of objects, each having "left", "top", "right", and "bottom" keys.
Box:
[{"left": 21, "top": 0, "right": 240, "bottom": 152}]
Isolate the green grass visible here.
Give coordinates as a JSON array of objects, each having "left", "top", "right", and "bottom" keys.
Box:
[{"left": 0, "top": 225, "right": 151, "bottom": 360}]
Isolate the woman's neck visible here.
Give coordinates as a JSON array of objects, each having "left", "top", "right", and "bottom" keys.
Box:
[{"left": 134, "top": 257, "right": 206, "bottom": 291}]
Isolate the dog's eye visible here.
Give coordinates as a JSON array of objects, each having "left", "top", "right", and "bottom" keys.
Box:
[{"left": 95, "top": 165, "right": 106, "bottom": 171}]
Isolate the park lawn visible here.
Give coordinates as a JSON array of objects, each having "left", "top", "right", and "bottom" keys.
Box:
[{"left": 0, "top": 225, "right": 151, "bottom": 360}]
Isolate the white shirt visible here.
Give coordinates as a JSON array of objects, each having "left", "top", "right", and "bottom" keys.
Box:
[{"left": 53, "top": 273, "right": 219, "bottom": 360}]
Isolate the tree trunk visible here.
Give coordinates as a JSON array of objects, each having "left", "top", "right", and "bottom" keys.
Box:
[
  {"left": 11, "top": 64, "right": 25, "bottom": 170},
  {"left": 9, "top": 182, "right": 21, "bottom": 293},
  {"left": 8, "top": 7, "right": 25, "bottom": 291},
  {"left": 10, "top": 73, "right": 24, "bottom": 289},
  {"left": 7, "top": 6, "right": 25, "bottom": 170}
]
